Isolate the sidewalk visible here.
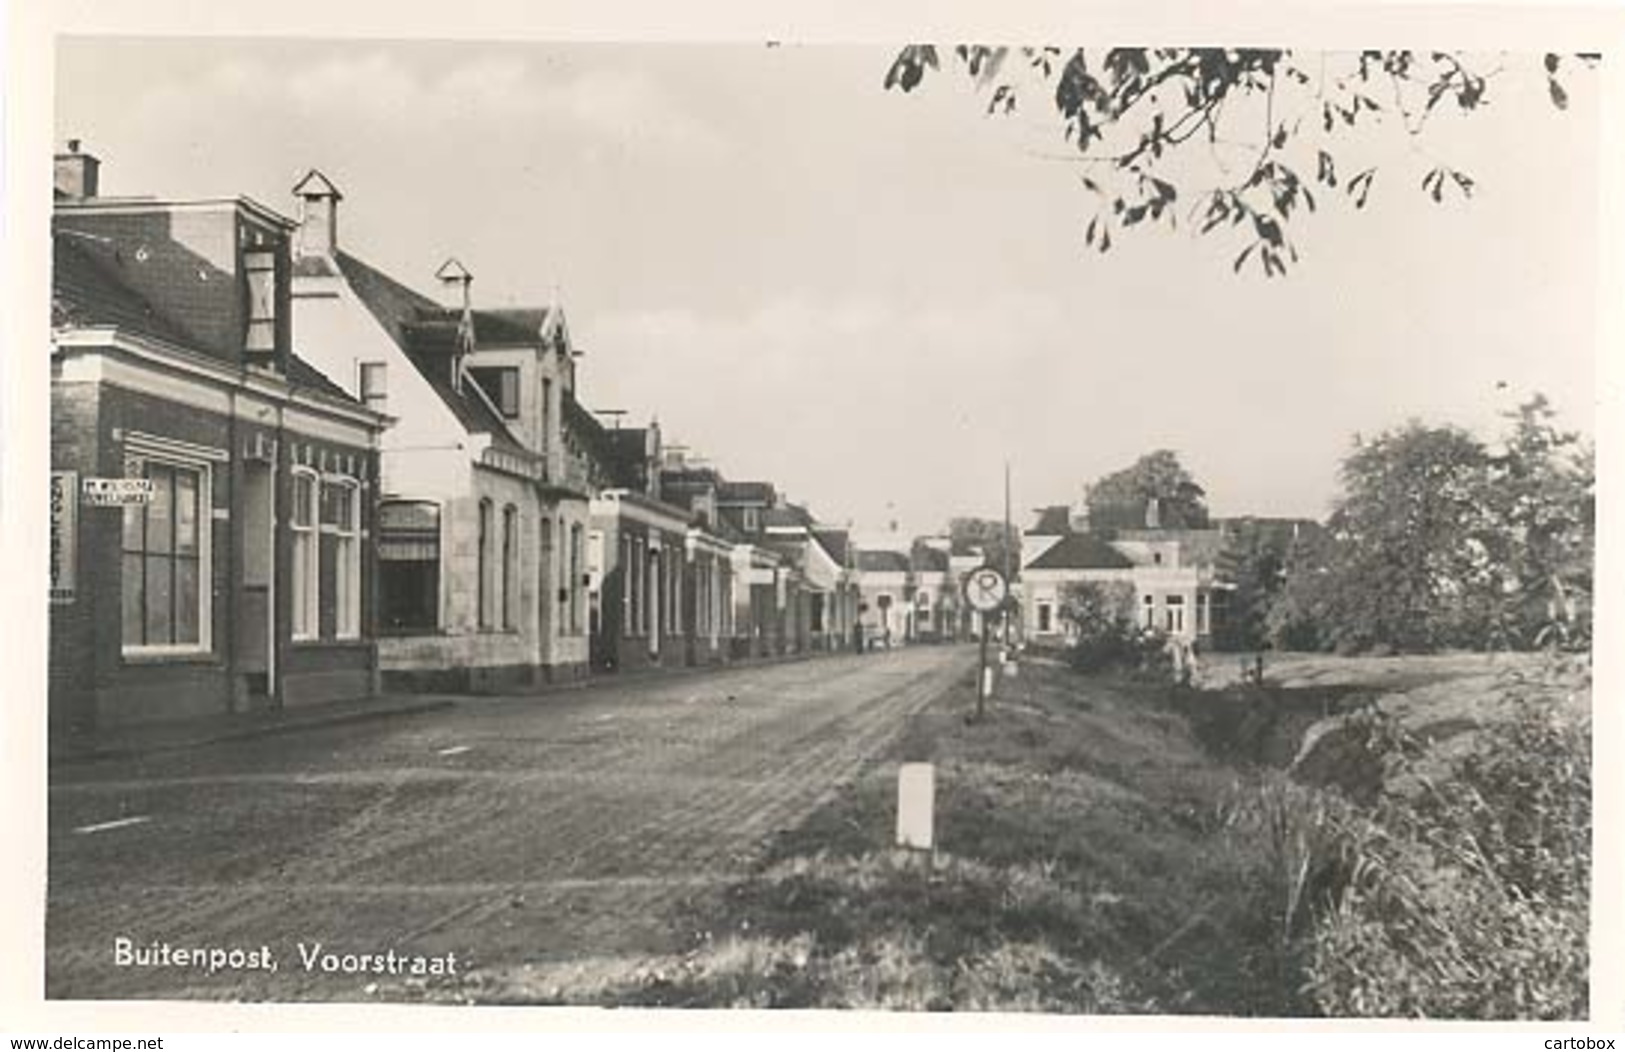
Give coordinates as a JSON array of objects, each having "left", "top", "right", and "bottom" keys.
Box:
[{"left": 48, "top": 691, "right": 459, "bottom": 766}]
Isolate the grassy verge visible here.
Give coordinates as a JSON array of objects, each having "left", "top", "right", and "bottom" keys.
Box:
[{"left": 475, "top": 661, "right": 1328, "bottom": 1013}]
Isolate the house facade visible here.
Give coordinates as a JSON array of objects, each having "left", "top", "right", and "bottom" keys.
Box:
[
  {"left": 1020, "top": 498, "right": 1225, "bottom": 645},
  {"left": 287, "top": 170, "right": 592, "bottom": 692},
  {"left": 49, "top": 146, "right": 387, "bottom": 739}
]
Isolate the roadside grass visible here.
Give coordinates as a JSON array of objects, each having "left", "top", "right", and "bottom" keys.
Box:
[{"left": 475, "top": 661, "right": 1328, "bottom": 1013}]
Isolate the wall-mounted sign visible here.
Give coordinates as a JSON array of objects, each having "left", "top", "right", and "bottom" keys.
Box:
[
  {"left": 82, "top": 477, "right": 154, "bottom": 506},
  {"left": 50, "top": 471, "right": 78, "bottom": 602}
]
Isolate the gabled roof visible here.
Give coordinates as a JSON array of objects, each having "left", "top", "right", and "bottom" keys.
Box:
[
  {"left": 292, "top": 168, "right": 343, "bottom": 200},
  {"left": 1025, "top": 533, "right": 1136, "bottom": 571},
  {"left": 333, "top": 250, "right": 526, "bottom": 454},
  {"left": 857, "top": 549, "right": 912, "bottom": 574}
]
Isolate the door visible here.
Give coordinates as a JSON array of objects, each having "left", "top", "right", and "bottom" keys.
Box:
[{"left": 238, "top": 461, "right": 275, "bottom": 700}]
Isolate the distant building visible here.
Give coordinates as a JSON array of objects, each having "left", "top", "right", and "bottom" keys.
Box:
[
  {"left": 49, "top": 145, "right": 387, "bottom": 739},
  {"left": 1021, "top": 495, "right": 1225, "bottom": 645}
]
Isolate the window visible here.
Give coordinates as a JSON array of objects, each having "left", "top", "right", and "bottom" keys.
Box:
[
  {"left": 1142, "top": 593, "right": 1155, "bottom": 629},
  {"left": 122, "top": 460, "right": 207, "bottom": 651},
  {"left": 477, "top": 499, "right": 493, "bottom": 629},
  {"left": 379, "top": 501, "right": 440, "bottom": 632},
  {"left": 244, "top": 250, "right": 276, "bottom": 354},
  {"left": 291, "top": 470, "right": 319, "bottom": 639},
  {"left": 469, "top": 367, "right": 521, "bottom": 419},
  {"left": 1037, "top": 603, "right": 1053, "bottom": 633},
  {"left": 1165, "top": 594, "right": 1186, "bottom": 634},
  {"left": 359, "top": 361, "right": 388, "bottom": 410},
  {"left": 569, "top": 523, "right": 583, "bottom": 635},
  {"left": 502, "top": 505, "right": 518, "bottom": 630},
  {"left": 742, "top": 508, "right": 759, "bottom": 533},
  {"left": 322, "top": 478, "right": 361, "bottom": 638},
  {"left": 542, "top": 377, "right": 554, "bottom": 455}
]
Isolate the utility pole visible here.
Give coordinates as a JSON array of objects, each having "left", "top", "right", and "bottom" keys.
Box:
[{"left": 1002, "top": 460, "right": 1013, "bottom": 655}]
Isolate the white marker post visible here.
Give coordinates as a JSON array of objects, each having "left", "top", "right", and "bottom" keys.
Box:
[{"left": 896, "top": 762, "right": 935, "bottom": 854}]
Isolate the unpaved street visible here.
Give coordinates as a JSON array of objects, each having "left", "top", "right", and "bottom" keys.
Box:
[{"left": 47, "top": 647, "right": 973, "bottom": 1001}]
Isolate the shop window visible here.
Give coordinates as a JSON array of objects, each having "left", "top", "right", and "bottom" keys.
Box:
[
  {"left": 122, "top": 459, "right": 208, "bottom": 652},
  {"left": 378, "top": 501, "right": 440, "bottom": 632}
]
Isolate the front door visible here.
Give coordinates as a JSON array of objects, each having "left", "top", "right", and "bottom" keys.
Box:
[{"left": 237, "top": 461, "right": 275, "bottom": 703}]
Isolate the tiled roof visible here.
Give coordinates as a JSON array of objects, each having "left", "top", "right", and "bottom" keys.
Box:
[
  {"left": 857, "top": 550, "right": 912, "bottom": 574},
  {"left": 763, "top": 504, "right": 814, "bottom": 530},
  {"left": 56, "top": 234, "right": 363, "bottom": 409},
  {"left": 52, "top": 234, "right": 197, "bottom": 346},
  {"left": 911, "top": 545, "right": 950, "bottom": 573},
  {"left": 288, "top": 354, "right": 359, "bottom": 404},
  {"left": 1025, "top": 533, "right": 1136, "bottom": 571},
  {"left": 812, "top": 528, "right": 852, "bottom": 565},
  {"left": 333, "top": 251, "right": 526, "bottom": 455}
]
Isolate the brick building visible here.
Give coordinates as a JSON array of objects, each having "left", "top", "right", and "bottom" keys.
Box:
[{"left": 49, "top": 145, "right": 387, "bottom": 739}]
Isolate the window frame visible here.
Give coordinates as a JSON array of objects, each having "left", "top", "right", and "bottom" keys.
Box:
[
  {"left": 121, "top": 453, "right": 213, "bottom": 657},
  {"left": 321, "top": 474, "right": 363, "bottom": 640},
  {"left": 290, "top": 467, "right": 320, "bottom": 641},
  {"left": 377, "top": 499, "right": 442, "bottom": 634}
]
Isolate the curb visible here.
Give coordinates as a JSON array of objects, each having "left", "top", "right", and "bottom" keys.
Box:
[{"left": 49, "top": 696, "right": 458, "bottom": 766}]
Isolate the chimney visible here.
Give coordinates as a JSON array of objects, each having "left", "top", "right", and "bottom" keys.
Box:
[
  {"left": 1145, "top": 496, "right": 1162, "bottom": 530},
  {"left": 55, "top": 140, "right": 100, "bottom": 200},
  {"left": 292, "top": 169, "right": 343, "bottom": 258},
  {"left": 1070, "top": 484, "right": 1092, "bottom": 534},
  {"left": 435, "top": 258, "right": 474, "bottom": 392},
  {"left": 435, "top": 258, "right": 473, "bottom": 312}
]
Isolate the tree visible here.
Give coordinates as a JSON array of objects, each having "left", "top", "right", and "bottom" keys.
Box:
[
  {"left": 1213, "top": 517, "right": 1313, "bottom": 651},
  {"left": 884, "top": 48, "right": 1595, "bottom": 275},
  {"left": 1267, "top": 397, "right": 1593, "bottom": 654},
  {"left": 1288, "top": 422, "right": 1496, "bottom": 653},
  {"left": 947, "top": 516, "right": 1021, "bottom": 576},
  {"left": 1087, "top": 449, "right": 1209, "bottom": 532}
]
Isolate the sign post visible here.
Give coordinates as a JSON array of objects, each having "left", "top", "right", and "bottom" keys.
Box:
[{"left": 964, "top": 566, "right": 1008, "bottom": 722}]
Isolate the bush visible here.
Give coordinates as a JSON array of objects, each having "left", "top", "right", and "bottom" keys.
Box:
[
  {"left": 1303, "top": 665, "right": 1591, "bottom": 1018},
  {"left": 1058, "top": 581, "right": 1173, "bottom": 678}
]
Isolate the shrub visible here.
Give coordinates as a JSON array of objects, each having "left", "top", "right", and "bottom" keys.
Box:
[
  {"left": 1303, "top": 666, "right": 1591, "bottom": 1018},
  {"left": 1058, "top": 581, "right": 1172, "bottom": 678}
]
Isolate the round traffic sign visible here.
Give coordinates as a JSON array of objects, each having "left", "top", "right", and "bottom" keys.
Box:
[{"left": 964, "top": 567, "right": 1008, "bottom": 613}]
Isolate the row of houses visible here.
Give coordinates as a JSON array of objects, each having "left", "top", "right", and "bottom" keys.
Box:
[{"left": 46, "top": 144, "right": 968, "bottom": 743}]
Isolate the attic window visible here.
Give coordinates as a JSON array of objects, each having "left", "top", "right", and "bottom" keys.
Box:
[
  {"left": 359, "top": 361, "right": 387, "bottom": 409},
  {"left": 244, "top": 250, "right": 276, "bottom": 354},
  {"left": 468, "top": 366, "right": 521, "bottom": 419}
]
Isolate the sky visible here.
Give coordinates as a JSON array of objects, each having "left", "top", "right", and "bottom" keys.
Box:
[{"left": 54, "top": 38, "right": 1601, "bottom": 538}]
